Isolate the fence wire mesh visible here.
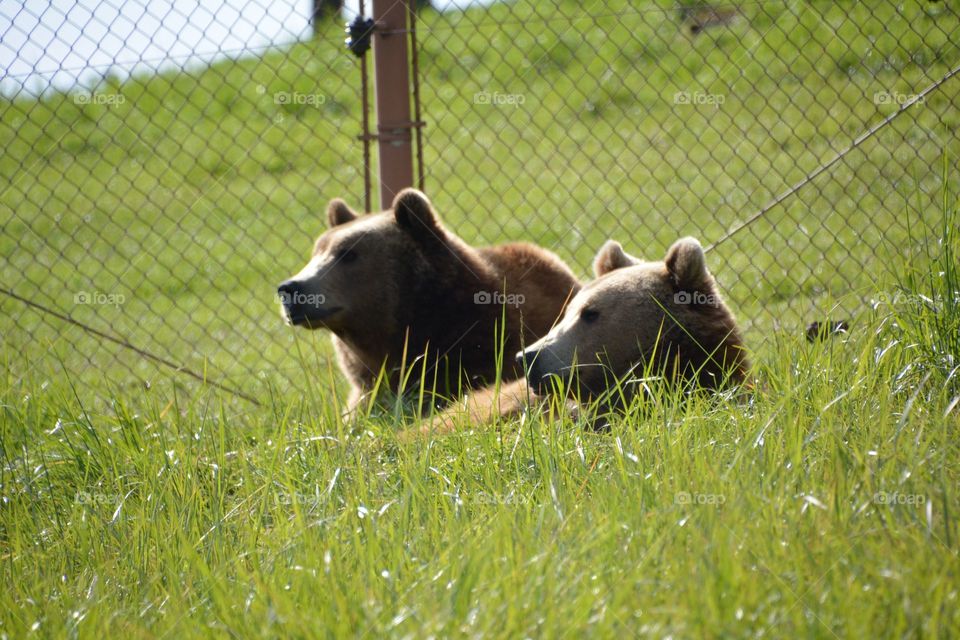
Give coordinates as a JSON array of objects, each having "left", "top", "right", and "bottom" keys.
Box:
[{"left": 1, "top": 0, "right": 958, "bottom": 405}]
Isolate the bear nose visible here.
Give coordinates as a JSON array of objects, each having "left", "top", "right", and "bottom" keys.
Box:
[
  {"left": 516, "top": 348, "right": 538, "bottom": 372},
  {"left": 277, "top": 280, "right": 299, "bottom": 304}
]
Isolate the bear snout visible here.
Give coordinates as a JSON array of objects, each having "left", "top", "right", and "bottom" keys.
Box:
[
  {"left": 277, "top": 280, "right": 300, "bottom": 310},
  {"left": 516, "top": 347, "right": 557, "bottom": 395},
  {"left": 515, "top": 348, "right": 534, "bottom": 372},
  {"left": 277, "top": 280, "right": 301, "bottom": 322},
  {"left": 277, "top": 280, "right": 298, "bottom": 299},
  {"left": 277, "top": 279, "right": 340, "bottom": 327}
]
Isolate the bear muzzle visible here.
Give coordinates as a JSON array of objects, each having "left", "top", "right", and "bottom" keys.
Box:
[
  {"left": 516, "top": 346, "right": 566, "bottom": 395},
  {"left": 277, "top": 280, "right": 342, "bottom": 327}
]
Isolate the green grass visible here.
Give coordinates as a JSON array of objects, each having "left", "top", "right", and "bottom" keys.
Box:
[
  {"left": 1, "top": 181, "right": 958, "bottom": 637},
  {"left": 2, "top": 0, "right": 960, "bottom": 636}
]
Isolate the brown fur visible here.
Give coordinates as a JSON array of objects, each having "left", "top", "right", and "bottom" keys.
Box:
[
  {"left": 411, "top": 237, "right": 749, "bottom": 438},
  {"left": 278, "top": 189, "right": 580, "bottom": 411}
]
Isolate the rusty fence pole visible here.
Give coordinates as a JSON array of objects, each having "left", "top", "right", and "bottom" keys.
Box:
[{"left": 371, "top": 0, "right": 415, "bottom": 209}]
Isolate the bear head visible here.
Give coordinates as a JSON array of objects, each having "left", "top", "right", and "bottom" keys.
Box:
[
  {"left": 516, "top": 237, "right": 748, "bottom": 401},
  {"left": 277, "top": 188, "right": 485, "bottom": 338}
]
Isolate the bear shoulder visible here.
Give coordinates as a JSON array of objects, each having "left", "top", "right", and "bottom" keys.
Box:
[{"left": 479, "top": 242, "right": 580, "bottom": 291}]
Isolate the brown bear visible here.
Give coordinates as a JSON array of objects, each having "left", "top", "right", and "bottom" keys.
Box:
[
  {"left": 277, "top": 188, "right": 580, "bottom": 412},
  {"left": 411, "top": 236, "right": 749, "bottom": 436}
]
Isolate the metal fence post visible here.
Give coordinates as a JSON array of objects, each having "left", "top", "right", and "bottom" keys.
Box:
[{"left": 371, "top": 0, "right": 415, "bottom": 209}]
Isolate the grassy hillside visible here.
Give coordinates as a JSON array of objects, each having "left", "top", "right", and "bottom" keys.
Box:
[{"left": 2, "top": 0, "right": 960, "bottom": 636}]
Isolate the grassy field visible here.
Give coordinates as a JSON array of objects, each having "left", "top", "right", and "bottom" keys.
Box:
[
  {"left": 1, "top": 187, "right": 958, "bottom": 637},
  {"left": 2, "top": 0, "right": 960, "bottom": 637}
]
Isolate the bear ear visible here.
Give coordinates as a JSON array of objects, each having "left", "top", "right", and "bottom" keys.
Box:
[
  {"left": 593, "top": 240, "right": 640, "bottom": 277},
  {"left": 665, "top": 237, "right": 709, "bottom": 290},
  {"left": 327, "top": 199, "right": 357, "bottom": 227},
  {"left": 392, "top": 188, "right": 441, "bottom": 238}
]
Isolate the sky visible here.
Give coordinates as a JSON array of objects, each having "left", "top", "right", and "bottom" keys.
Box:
[{"left": 0, "top": 0, "right": 496, "bottom": 97}]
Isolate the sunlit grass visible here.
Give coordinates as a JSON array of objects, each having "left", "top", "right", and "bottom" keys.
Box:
[{"left": 2, "top": 171, "right": 958, "bottom": 638}]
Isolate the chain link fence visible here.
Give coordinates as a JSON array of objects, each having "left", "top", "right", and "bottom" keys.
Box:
[{"left": 1, "top": 0, "right": 958, "bottom": 406}]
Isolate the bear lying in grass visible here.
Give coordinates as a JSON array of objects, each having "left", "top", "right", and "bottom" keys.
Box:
[
  {"left": 412, "top": 236, "right": 750, "bottom": 436},
  {"left": 278, "top": 188, "right": 580, "bottom": 412}
]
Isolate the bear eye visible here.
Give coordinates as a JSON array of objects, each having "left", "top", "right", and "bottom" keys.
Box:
[
  {"left": 336, "top": 248, "right": 358, "bottom": 264},
  {"left": 580, "top": 308, "right": 600, "bottom": 323}
]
